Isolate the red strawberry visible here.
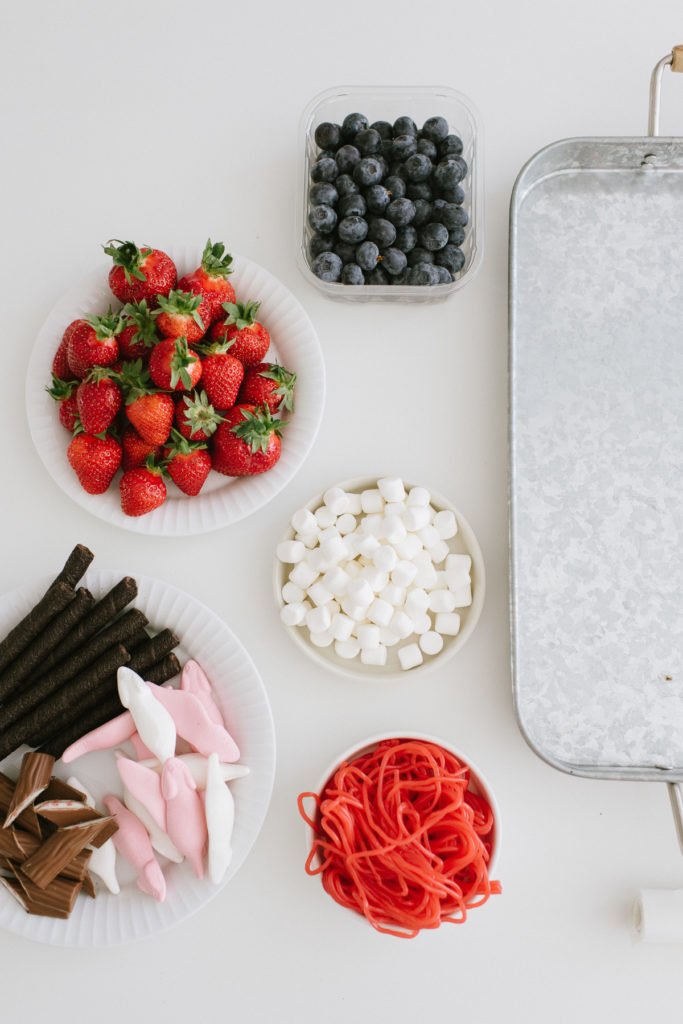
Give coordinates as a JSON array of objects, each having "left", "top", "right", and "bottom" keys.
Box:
[
  {"left": 67, "top": 433, "right": 122, "bottom": 494},
  {"left": 196, "top": 341, "right": 244, "bottom": 409},
  {"left": 210, "top": 300, "right": 270, "bottom": 366},
  {"left": 212, "top": 403, "right": 283, "bottom": 477},
  {"left": 120, "top": 464, "right": 167, "bottom": 517},
  {"left": 47, "top": 376, "right": 80, "bottom": 432},
  {"left": 120, "top": 361, "right": 175, "bottom": 445},
  {"left": 162, "top": 429, "right": 212, "bottom": 496},
  {"left": 174, "top": 391, "right": 224, "bottom": 441},
  {"left": 104, "top": 240, "right": 177, "bottom": 305},
  {"left": 122, "top": 427, "right": 161, "bottom": 470},
  {"left": 149, "top": 336, "right": 202, "bottom": 392},
  {"left": 238, "top": 362, "right": 296, "bottom": 414},
  {"left": 156, "top": 289, "right": 210, "bottom": 343},
  {"left": 66, "top": 312, "right": 122, "bottom": 379},
  {"left": 76, "top": 370, "right": 122, "bottom": 435},
  {"left": 52, "top": 335, "right": 72, "bottom": 379},
  {"left": 177, "top": 239, "right": 235, "bottom": 323},
  {"left": 118, "top": 299, "right": 159, "bottom": 361}
]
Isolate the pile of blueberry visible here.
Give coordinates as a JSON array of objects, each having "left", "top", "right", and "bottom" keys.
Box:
[{"left": 306, "top": 113, "right": 468, "bottom": 287}]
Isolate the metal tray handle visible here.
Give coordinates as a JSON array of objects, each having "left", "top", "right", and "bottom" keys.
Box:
[{"left": 648, "top": 45, "right": 683, "bottom": 135}]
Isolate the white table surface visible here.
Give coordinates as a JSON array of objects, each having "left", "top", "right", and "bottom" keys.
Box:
[{"left": 2, "top": 1, "right": 683, "bottom": 1020}]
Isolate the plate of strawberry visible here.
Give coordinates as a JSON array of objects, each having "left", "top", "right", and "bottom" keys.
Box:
[{"left": 28, "top": 240, "right": 325, "bottom": 535}]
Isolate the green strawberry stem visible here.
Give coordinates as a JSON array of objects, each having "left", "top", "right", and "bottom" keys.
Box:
[
  {"left": 46, "top": 375, "right": 78, "bottom": 401},
  {"left": 260, "top": 365, "right": 297, "bottom": 413},
  {"left": 220, "top": 299, "right": 261, "bottom": 329},
  {"left": 157, "top": 289, "right": 205, "bottom": 331},
  {"left": 85, "top": 308, "right": 124, "bottom": 339},
  {"left": 122, "top": 299, "right": 159, "bottom": 346},
  {"left": 200, "top": 239, "right": 234, "bottom": 278},
  {"left": 231, "top": 405, "right": 284, "bottom": 454},
  {"left": 103, "top": 240, "right": 150, "bottom": 283},
  {"left": 168, "top": 337, "right": 200, "bottom": 390},
  {"left": 179, "top": 391, "right": 225, "bottom": 438}
]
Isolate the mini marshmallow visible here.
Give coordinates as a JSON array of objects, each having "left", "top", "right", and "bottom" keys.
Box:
[
  {"left": 381, "top": 516, "right": 407, "bottom": 544},
  {"left": 330, "top": 613, "right": 354, "bottom": 642},
  {"left": 323, "top": 567, "right": 351, "bottom": 597},
  {"left": 434, "top": 570, "right": 449, "bottom": 588},
  {"left": 377, "top": 477, "right": 406, "bottom": 503},
  {"left": 320, "top": 536, "right": 347, "bottom": 564},
  {"left": 402, "top": 506, "right": 432, "bottom": 532},
  {"left": 446, "top": 553, "right": 472, "bottom": 576},
  {"left": 345, "top": 492, "right": 363, "bottom": 515},
  {"left": 395, "top": 534, "right": 423, "bottom": 560},
  {"left": 310, "top": 628, "right": 334, "bottom": 648},
  {"left": 406, "top": 486, "right": 431, "bottom": 507},
  {"left": 384, "top": 502, "right": 406, "bottom": 518},
  {"left": 398, "top": 643, "right": 423, "bottom": 670},
  {"left": 412, "top": 549, "right": 433, "bottom": 569},
  {"left": 306, "top": 605, "right": 332, "bottom": 634},
  {"left": 428, "top": 540, "right": 451, "bottom": 565},
  {"left": 410, "top": 612, "right": 432, "bottom": 635},
  {"left": 318, "top": 526, "right": 341, "bottom": 545},
  {"left": 379, "top": 627, "right": 400, "bottom": 647},
  {"left": 361, "top": 489, "right": 384, "bottom": 514},
  {"left": 291, "top": 508, "right": 317, "bottom": 534},
  {"left": 433, "top": 509, "right": 458, "bottom": 540},
  {"left": 324, "top": 487, "right": 350, "bottom": 516},
  {"left": 449, "top": 585, "right": 472, "bottom": 608},
  {"left": 373, "top": 545, "right": 398, "bottom": 573},
  {"left": 276, "top": 540, "right": 306, "bottom": 564},
  {"left": 289, "top": 562, "right": 319, "bottom": 589},
  {"left": 428, "top": 589, "right": 457, "bottom": 613},
  {"left": 282, "top": 581, "right": 305, "bottom": 604},
  {"left": 306, "top": 548, "right": 331, "bottom": 573},
  {"left": 345, "top": 561, "right": 361, "bottom": 579},
  {"left": 340, "top": 597, "right": 370, "bottom": 622},
  {"left": 335, "top": 638, "right": 361, "bottom": 659},
  {"left": 435, "top": 612, "right": 461, "bottom": 635},
  {"left": 280, "top": 602, "right": 307, "bottom": 626},
  {"left": 315, "top": 505, "right": 337, "bottom": 529},
  {"left": 296, "top": 531, "right": 320, "bottom": 549},
  {"left": 308, "top": 581, "right": 333, "bottom": 607},
  {"left": 418, "top": 525, "right": 440, "bottom": 549},
  {"left": 360, "top": 566, "right": 389, "bottom": 593},
  {"left": 328, "top": 599, "right": 340, "bottom": 616},
  {"left": 392, "top": 560, "right": 419, "bottom": 588},
  {"left": 361, "top": 645, "right": 387, "bottom": 667},
  {"left": 390, "top": 610, "right": 414, "bottom": 640},
  {"left": 358, "top": 534, "right": 381, "bottom": 558},
  {"left": 357, "top": 623, "right": 381, "bottom": 649},
  {"left": 414, "top": 564, "right": 439, "bottom": 590},
  {"left": 367, "top": 598, "right": 394, "bottom": 627},
  {"left": 360, "top": 513, "right": 383, "bottom": 537},
  {"left": 419, "top": 631, "right": 444, "bottom": 656},
  {"left": 405, "top": 588, "right": 430, "bottom": 614},
  {"left": 380, "top": 583, "right": 406, "bottom": 607},
  {"left": 336, "top": 513, "right": 357, "bottom": 535},
  {"left": 347, "top": 578, "right": 374, "bottom": 607}
]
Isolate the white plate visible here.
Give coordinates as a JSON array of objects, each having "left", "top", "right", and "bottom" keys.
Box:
[
  {"left": 26, "top": 246, "right": 325, "bottom": 535},
  {"left": 0, "top": 568, "right": 276, "bottom": 947},
  {"left": 274, "top": 477, "right": 485, "bottom": 680}
]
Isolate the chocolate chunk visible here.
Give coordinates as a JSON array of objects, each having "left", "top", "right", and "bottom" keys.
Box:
[{"left": 4, "top": 752, "right": 54, "bottom": 828}]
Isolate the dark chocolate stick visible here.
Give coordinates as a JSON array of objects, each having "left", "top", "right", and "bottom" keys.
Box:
[
  {"left": 0, "top": 645, "right": 130, "bottom": 760},
  {"left": 0, "top": 583, "right": 74, "bottom": 677},
  {"left": 128, "top": 630, "right": 180, "bottom": 673},
  {"left": 52, "top": 544, "right": 94, "bottom": 589},
  {"left": 0, "top": 590, "right": 94, "bottom": 703},
  {"left": 37, "top": 577, "right": 138, "bottom": 676}
]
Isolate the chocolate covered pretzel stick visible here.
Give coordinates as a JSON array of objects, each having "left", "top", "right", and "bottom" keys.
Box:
[
  {"left": 0, "top": 583, "right": 74, "bottom": 677},
  {"left": 52, "top": 545, "right": 94, "bottom": 590}
]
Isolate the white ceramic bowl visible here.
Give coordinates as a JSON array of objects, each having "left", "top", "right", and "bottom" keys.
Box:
[{"left": 274, "top": 477, "right": 485, "bottom": 680}]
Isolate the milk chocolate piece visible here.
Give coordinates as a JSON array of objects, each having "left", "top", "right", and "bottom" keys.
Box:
[
  {"left": 0, "top": 876, "right": 67, "bottom": 918},
  {"left": 0, "top": 582, "right": 74, "bottom": 676},
  {"left": 21, "top": 819, "right": 106, "bottom": 889},
  {"left": 81, "top": 872, "right": 96, "bottom": 899},
  {"left": 4, "top": 752, "right": 55, "bottom": 828},
  {"left": 0, "top": 773, "right": 41, "bottom": 837},
  {"left": 34, "top": 800, "right": 101, "bottom": 827},
  {"left": 40, "top": 778, "right": 87, "bottom": 803},
  {"left": 10, "top": 865, "right": 82, "bottom": 918},
  {"left": 60, "top": 848, "right": 92, "bottom": 883},
  {"left": 0, "top": 828, "right": 27, "bottom": 861}
]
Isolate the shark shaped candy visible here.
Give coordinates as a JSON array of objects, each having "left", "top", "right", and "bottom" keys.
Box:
[
  {"left": 116, "top": 756, "right": 167, "bottom": 831},
  {"left": 129, "top": 733, "right": 155, "bottom": 761},
  {"left": 67, "top": 775, "right": 120, "bottom": 895},
  {"left": 148, "top": 684, "right": 240, "bottom": 762},
  {"left": 103, "top": 794, "right": 167, "bottom": 902},
  {"left": 204, "top": 752, "right": 235, "bottom": 885},
  {"left": 139, "top": 753, "right": 249, "bottom": 789},
  {"left": 118, "top": 669, "right": 176, "bottom": 764},
  {"left": 121, "top": 787, "right": 183, "bottom": 865},
  {"left": 181, "top": 661, "right": 225, "bottom": 727},
  {"left": 161, "top": 757, "right": 207, "bottom": 879}
]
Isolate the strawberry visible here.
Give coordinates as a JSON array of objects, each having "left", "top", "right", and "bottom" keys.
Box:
[
  {"left": 66, "top": 312, "right": 122, "bottom": 380},
  {"left": 177, "top": 239, "right": 235, "bottom": 323},
  {"left": 162, "top": 429, "right": 212, "bottom": 496},
  {"left": 196, "top": 341, "right": 244, "bottom": 409},
  {"left": 118, "top": 299, "right": 159, "bottom": 361},
  {"left": 120, "top": 361, "right": 175, "bottom": 445},
  {"left": 52, "top": 335, "right": 72, "bottom": 379},
  {"left": 76, "top": 369, "right": 122, "bottom": 435},
  {"left": 47, "top": 376, "right": 80, "bottom": 432},
  {"left": 122, "top": 427, "right": 161, "bottom": 470},
  {"left": 212, "top": 403, "right": 283, "bottom": 477},
  {"left": 210, "top": 300, "right": 270, "bottom": 366},
  {"left": 104, "top": 240, "right": 177, "bottom": 306},
  {"left": 149, "top": 336, "right": 202, "bottom": 392},
  {"left": 238, "top": 362, "right": 296, "bottom": 414},
  {"left": 156, "top": 289, "right": 210, "bottom": 343},
  {"left": 174, "top": 391, "right": 224, "bottom": 441},
  {"left": 120, "top": 463, "right": 167, "bottom": 517},
  {"left": 67, "top": 433, "right": 122, "bottom": 494}
]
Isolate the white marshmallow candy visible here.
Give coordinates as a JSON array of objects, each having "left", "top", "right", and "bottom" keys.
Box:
[
  {"left": 449, "top": 585, "right": 472, "bottom": 608},
  {"left": 296, "top": 531, "right": 320, "bottom": 549},
  {"left": 336, "top": 513, "right": 357, "bottom": 535},
  {"left": 289, "top": 562, "right": 319, "bottom": 589},
  {"left": 358, "top": 534, "right": 381, "bottom": 558},
  {"left": 392, "top": 560, "right": 418, "bottom": 588},
  {"left": 414, "top": 564, "right": 439, "bottom": 590},
  {"left": 360, "top": 566, "right": 389, "bottom": 593},
  {"left": 446, "top": 553, "right": 472, "bottom": 574},
  {"left": 306, "top": 605, "right": 332, "bottom": 634},
  {"left": 419, "top": 631, "right": 444, "bottom": 656},
  {"left": 315, "top": 505, "right": 337, "bottom": 529},
  {"left": 282, "top": 581, "right": 305, "bottom": 604},
  {"left": 434, "top": 570, "right": 449, "bottom": 588},
  {"left": 367, "top": 598, "right": 394, "bottom": 627},
  {"left": 377, "top": 477, "right": 406, "bottom": 503},
  {"left": 435, "top": 612, "right": 461, "bottom": 635},
  {"left": 361, "top": 645, "right": 387, "bottom": 667},
  {"left": 384, "top": 502, "right": 406, "bottom": 518},
  {"left": 428, "top": 540, "right": 450, "bottom": 565},
  {"left": 318, "top": 526, "right": 341, "bottom": 545},
  {"left": 280, "top": 602, "right": 308, "bottom": 626},
  {"left": 381, "top": 516, "right": 407, "bottom": 544},
  {"left": 402, "top": 505, "right": 432, "bottom": 532},
  {"left": 373, "top": 545, "right": 398, "bottom": 573},
  {"left": 320, "top": 535, "right": 347, "bottom": 565},
  {"left": 406, "top": 486, "right": 431, "bottom": 507},
  {"left": 323, "top": 567, "right": 351, "bottom": 597},
  {"left": 428, "top": 589, "right": 457, "bottom": 613},
  {"left": 412, "top": 549, "right": 433, "bottom": 569},
  {"left": 308, "top": 581, "right": 333, "bottom": 607},
  {"left": 345, "top": 561, "right": 361, "bottom": 579},
  {"left": 357, "top": 623, "right": 381, "bottom": 649},
  {"left": 418, "top": 525, "right": 440, "bottom": 549},
  {"left": 310, "top": 628, "right": 334, "bottom": 648},
  {"left": 328, "top": 599, "right": 340, "bottom": 616},
  {"left": 307, "top": 548, "right": 331, "bottom": 574},
  {"left": 405, "top": 588, "right": 430, "bottom": 614},
  {"left": 324, "top": 487, "right": 350, "bottom": 516},
  {"left": 345, "top": 492, "right": 363, "bottom": 515},
  {"left": 361, "top": 489, "right": 384, "bottom": 514},
  {"left": 410, "top": 612, "right": 432, "bottom": 635},
  {"left": 390, "top": 610, "right": 414, "bottom": 640},
  {"left": 395, "top": 534, "right": 423, "bottom": 560},
  {"left": 291, "top": 508, "right": 317, "bottom": 534},
  {"left": 379, "top": 627, "right": 400, "bottom": 647},
  {"left": 380, "top": 583, "right": 406, "bottom": 607},
  {"left": 335, "top": 637, "right": 361, "bottom": 659},
  {"left": 433, "top": 509, "right": 458, "bottom": 540},
  {"left": 347, "top": 578, "right": 374, "bottom": 607},
  {"left": 398, "top": 643, "right": 423, "bottom": 670},
  {"left": 341, "top": 597, "right": 370, "bottom": 622},
  {"left": 330, "top": 613, "right": 354, "bottom": 642},
  {"left": 276, "top": 540, "right": 306, "bottom": 564}
]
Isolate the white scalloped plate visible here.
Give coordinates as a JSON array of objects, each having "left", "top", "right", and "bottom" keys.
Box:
[
  {"left": 26, "top": 247, "right": 325, "bottom": 535},
  {"left": 0, "top": 568, "right": 276, "bottom": 946}
]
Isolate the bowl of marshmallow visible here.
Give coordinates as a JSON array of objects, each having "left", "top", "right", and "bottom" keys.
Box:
[{"left": 274, "top": 477, "right": 485, "bottom": 679}]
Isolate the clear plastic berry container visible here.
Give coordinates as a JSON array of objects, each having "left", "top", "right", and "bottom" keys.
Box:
[{"left": 297, "top": 85, "right": 483, "bottom": 302}]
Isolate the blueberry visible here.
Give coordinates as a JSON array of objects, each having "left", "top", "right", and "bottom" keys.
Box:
[
  {"left": 371, "top": 120, "right": 393, "bottom": 140},
  {"left": 381, "top": 247, "right": 407, "bottom": 276},
  {"left": 392, "top": 268, "right": 410, "bottom": 286},
  {"left": 334, "top": 240, "right": 358, "bottom": 264},
  {"left": 440, "top": 134, "right": 463, "bottom": 157},
  {"left": 394, "top": 225, "right": 417, "bottom": 252},
  {"left": 309, "top": 234, "right": 333, "bottom": 259},
  {"left": 367, "top": 217, "right": 397, "bottom": 247},
  {"left": 412, "top": 199, "right": 433, "bottom": 227},
  {"left": 341, "top": 263, "right": 365, "bottom": 285},
  {"left": 341, "top": 112, "right": 368, "bottom": 140},
  {"left": 338, "top": 192, "right": 367, "bottom": 218},
  {"left": 311, "top": 157, "right": 338, "bottom": 183},
  {"left": 435, "top": 244, "right": 465, "bottom": 274},
  {"left": 448, "top": 225, "right": 466, "bottom": 246},
  {"left": 365, "top": 184, "right": 391, "bottom": 214},
  {"left": 408, "top": 262, "right": 440, "bottom": 286},
  {"left": 407, "top": 247, "right": 435, "bottom": 266},
  {"left": 386, "top": 197, "right": 416, "bottom": 227},
  {"left": 309, "top": 182, "right": 338, "bottom": 207},
  {"left": 355, "top": 128, "right": 381, "bottom": 155},
  {"left": 335, "top": 145, "right": 361, "bottom": 174},
  {"left": 312, "top": 251, "right": 343, "bottom": 282},
  {"left": 391, "top": 134, "right": 417, "bottom": 161},
  {"left": 434, "top": 157, "right": 467, "bottom": 190},
  {"left": 393, "top": 116, "right": 418, "bottom": 137},
  {"left": 402, "top": 152, "right": 432, "bottom": 183},
  {"left": 335, "top": 174, "right": 359, "bottom": 197},
  {"left": 405, "top": 181, "right": 433, "bottom": 201},
  {"left": 375, "top": 154, "right": 390, "bottom": 178},
  {"left": 366, "top": 266, "right": 390, "bottom": 285},
  {"left": 356, "top": 240, "right": 380, "bottom": 271},
  {"left": 353, "top": 157, "right": 383, "bottom": 187},
  {"left": 418, "top": 221, "right": 449, "bottom": 251},
  {"left": 338, "top": 215, "right": 369, "bottom": 244},
  {"left": 435, "top": 265, "right": 454, "bottom": 284},
  {"left": 421, "top": 116, "right": 449, "bottom": 143},
  {"left": 384, "top": 175, "right": 406, "bottom": 199},
  {"left": 431, "top": 200, "right": 467, "bottom": 230},
  {"left": 314, "top": 122, "right": 341, "bottom": 151},
  {"left": 439, "top": 184, "right": 465, "bottom": 204},
  {"left": 308, "top": 204, "right": 337, "bottom": 234},
  {"left": 380, "top": 138, "right": 394, "bottom": 161},
  {"left": 416, "top": 138, "right": 438, "bottom": 161}
]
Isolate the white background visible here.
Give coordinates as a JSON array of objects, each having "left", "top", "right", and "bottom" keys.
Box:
[{"left": 2, "top": 1, "right": 683, "bottom": 1020}]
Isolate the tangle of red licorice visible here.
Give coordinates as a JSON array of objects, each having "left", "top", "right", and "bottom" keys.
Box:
[{"left": 298, "top": 738, "right": 501, "bottom": 938}]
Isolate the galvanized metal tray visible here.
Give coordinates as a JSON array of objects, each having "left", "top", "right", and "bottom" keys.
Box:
[{"left": 510, "top": 47, "right": 683, "bottom": 824}]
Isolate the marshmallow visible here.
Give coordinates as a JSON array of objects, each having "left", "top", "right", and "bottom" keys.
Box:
[
  {"left": 358, "top": 534, "right": 381, "bottom": 558},
  {"left": 307, "top": 548, "right": 331, "bottom": 574},
  {"left": 406, "top": 486, "right": 431, "bottom": 507},
  {"left": 428, "top": 540, "right": 450, "bottom": 565},
  {"left": 328, "top": 599, "right": 340, "bottom": 616},
  {"left": 419, "top": 631, "right": 444, "bottom": 656},
  {"left": 341, "top": 597, "right": 370, "bottom": 621},
  {"left": 378, "top": 477, "right": 406, "bottom": 503},
  {"left": 310, "top": 628, "right": 334, "bottom": 647},
  {"left": 308, "top": 581, "right": 333, "bottom": 607},
  {"left": 323, "top": 566, "right": 351, "bottom": 597},
  {"left": 398, "top": 643, "right": 423, "bottom": 670},
  {"left": 361, "top": 645, "right": 387, "bottom": 667},
  {"left": 428, "top": 589, "right": 457, "bottom": 613},
  {"left": 402, "top": 506, "right": 432, "bottom": 532},
  {"left": 306, "top": 605, "right": 332, "bottom": 634},
  {"left": 324, "top": 486, "right": 350, "bottom": 516},
  {"left": 335, "top": 638, "right": 361, "bottom": 659},
  {"left": 381, "top": 516, "right": 407, "bottom": 544},
  {"left": 296, "top": 531, "right": 320, "bottom": 549},
  {"left": 418, "top": 525, "right": 440, "bottom": 549},
  {"left": 434, "top": 570, "right": 449, "bottom": 588},
  {"left": 433, "top": 509, "right": 458, "bottom": 539},
  {"left": 289, "top": 562, "right": 319, "bottom": 589},
  {"left": 330, "top": 612, "right": 354, "bottom": 641},
  {"left": 384, "top": 502, "right": 406, "bottom": 518},
  {"left": 379, "top": 627, "right": 400, "bottom": 647},
  {"left": 320, "top": 535, "right": 347, "bottom": 564},
  {"left": 414, "top": 564, "right": 439, "bottom": 590},
  {"left": 392, "top": 560, "right": 418, "bottom": 588},
  {"left": 280, "top": 602, "right": 308, "bottom": 626},
  {"left": 390, "top": 610, "right": 414, "bottom": 640},
  {"left": 336, "top": 513, "right": 357, "bottom": 535},
  {"left": 405, "top": 588, "right": 430, "bottom": 614},
  {"left": 412, "top": 549, "right": 433, "bottom": 569},
  {"left": 318, "top": 526, "right": 341, "bottom": 545},
  {"left": 291, "top": 508, "right": 317, "bottom": 534},
  {"left": 347, "top": 578, "right": 374, "bottom": 607},
  {"left": 315, "top": 505, "right": 337, "bottom": 528},
  {"left": 435, "top": 612, "right": 461, "bottom": 635},
  {"left": 357, "top": 623, "right": 381, "bottom": 649},
  {"left": 276, "top": 540, "right": 306, "bottom": 564},
  {"left": 395, "top": 534, "right": 423, "bottom": 560},
  {"left": 446, "top": 552, "right": 471, "bottom": 575},
  {"left": 361, "top": 489, "right": 385, "bottom": 514},
  {"left": 367, "top": 598, "right": 394, "bottom": 627},
  {"left": 449, "top": 585, "right": 472, "bottom": 608},
  {"left": 410, "top": 612, "right": 432, "bottom": 635},
  {"left": 360, "top": 513, "right": 383, "bottom": 537},
  {"left": 360, "top": 566, "right": 389, "bottom": 593},
  {"left": 345, "top": 492, "right": 363, "bottom": 515},
  {"left": 381, "top": 583, "right": 406, "bottom": 607},
  {"left": 373, "top": 545, "right": 398, "bottom": 573},
  {"left": 282, "top": 581, "right": 305, "bottom": 604},
  {"left": 345, "top": 561, "right": 361, "bottom": 578}
]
